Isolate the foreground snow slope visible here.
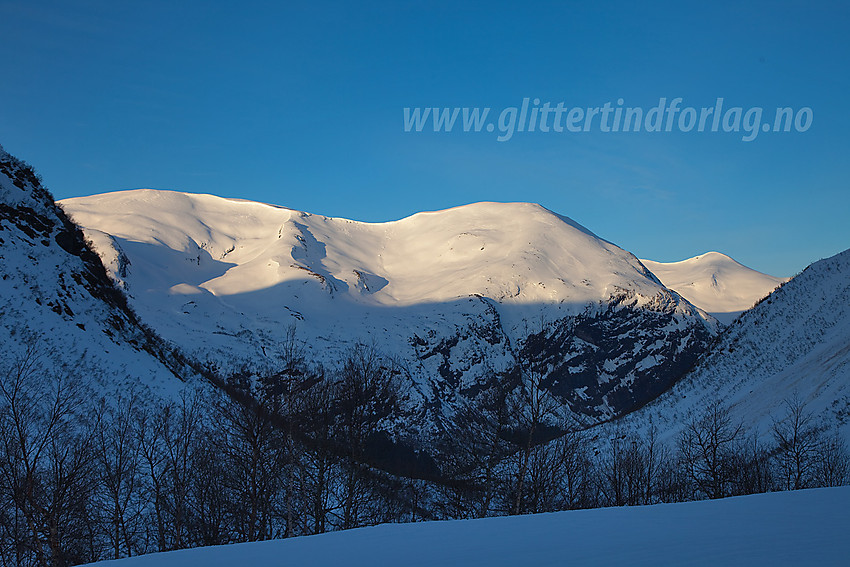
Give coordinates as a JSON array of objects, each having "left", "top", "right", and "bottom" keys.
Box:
[
  {"left": 641, "top": 252, "right": 786, "bottom": 324},
  {"left": 62, "top": 190, "right": 714, "bottom": 430},
  {"left": 625, "top": 248, "right": 850, "bottom": 441},
  {"left": 87, "top": 487, "right": 850, "bottom": 567}
]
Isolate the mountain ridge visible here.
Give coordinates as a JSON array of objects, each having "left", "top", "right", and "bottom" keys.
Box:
[{"left": 60, "top": 188, "right": 715, "bottom": 438}]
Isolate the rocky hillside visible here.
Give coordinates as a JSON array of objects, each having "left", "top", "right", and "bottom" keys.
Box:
[
  {"left": 622, "top": 248, "right": 850, "bottom": 441},
  {"left": 0, "top": 145, "right": 202, "bottom": 398}
]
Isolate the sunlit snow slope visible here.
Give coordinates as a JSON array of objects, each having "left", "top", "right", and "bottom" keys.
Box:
[
  {"left": 86, "top": 487, "right": 850, "bottom": 567},
  {"left": 64, "top": 190, "right": 667, "bottom": 308},
  {"left": 62, "top": 190, "right": 714, "bottom": 432},
  {"left": 641, "top": 252, "right": 786, "bottom": 324}
]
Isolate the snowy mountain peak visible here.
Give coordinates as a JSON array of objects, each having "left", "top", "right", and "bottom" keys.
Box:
[
  {"left": 62, "top": 189, "right": 668, "bottom": 309},
  {"left": 640, "top": 252, "right": 786, "bottom": 324}
]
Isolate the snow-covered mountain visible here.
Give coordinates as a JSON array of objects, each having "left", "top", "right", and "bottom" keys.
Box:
[
  {"left": 641, "top": 252, "right": 786, "bottom": 325},
  {"left": 61, "top": 189, "right": 715, "bottom": 438},
  {"left": 623, "top": 248, "right": 850, "bottom": 441},
  {"left": 0, "top": 146, "right": 199, "bottom": 399},
  {"left": 6, "top": 146, "right": 849, "bottom": 567}
]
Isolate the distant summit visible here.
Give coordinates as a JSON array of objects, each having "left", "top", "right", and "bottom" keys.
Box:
[{"left": 641, "top": 252, "right": 786, "bottom": 324}]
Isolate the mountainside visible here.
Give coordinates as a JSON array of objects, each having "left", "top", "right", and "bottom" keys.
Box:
[
  {"left": 61, "top": 189, "right": 716, "bottom": 439},
  {"left": 86, "top": 487, "right": 850, "bottom": 567},
  {"left": 641, "top": 252, "right": 786, "bottom": 325},
  {"left": 623, "top": 248, "right": 850, "bottom": 441},
  {"left": 0, "top": 146, "right": 198, "bottom": 399},
  {"left": 4, "top": 148, "right": 847, "bottom": 567}
]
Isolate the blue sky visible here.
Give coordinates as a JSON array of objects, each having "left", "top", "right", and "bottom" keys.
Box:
[{"left": 0, "top": 1, "right": 847, "bottom": 276}]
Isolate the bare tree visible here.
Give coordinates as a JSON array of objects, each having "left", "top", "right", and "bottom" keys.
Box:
[
  {"left": 136, "top": 403, "right": 167, "bottom": 552},
  {"left": 641, "top": 425, "right": 672, "bottom": 505},
  {"left": 93, "top": 391, "right": 146, "bottom": 559},
  {"left": 555, "top": 429, "right": 596, "bottom": 510},
  {"left": 189, "top": 428, "right": 231, "bottom": 547},
  {"left": 772, "top": 395, "right": 821, "bottom": 491},
  {"left": 137, "top": 393, "right": 204, "bottom": 552},
  {"left": 332, "top": 345, "right": 401, "bottom": 529},
  {"left": 214, "top": 392, "right": 289, "bottom": 542},
  {"left": 678, "top": 401, "right": 743, "bottom": 499},
  {"left": 439, "top": 368, "right": 515, "bottom": 520},
  {"left": 507, "top": 353, "right": 559, "bottom": 515},
  {"left": 813, "top": 430, "right": 850, "bottom": 488},
  {"left": 524, "top": 427, "right": 595, "bottom": 513},
  {"left": 730, "top": 432, "right": 775, "bottom": 496},
  {"left": 0, "top": 342, "right": 97, "bottom": 567},
  {"left": 294, "top": 375, "right": 341, "bottom": 534},
  {"left": 598, "top": 428, "right": 632, "bottom": 507}
]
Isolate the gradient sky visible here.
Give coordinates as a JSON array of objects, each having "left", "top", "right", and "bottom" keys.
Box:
[{"left": 1, "top": 1, "right": 847, "bottom": 277}]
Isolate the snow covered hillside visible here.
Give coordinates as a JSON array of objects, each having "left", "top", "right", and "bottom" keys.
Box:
[
  {"left": 0, "top": 146, "right": 198, "bottom": 399},
  {"left": 62, "top": 190, "right": 667, "bottom": 308},
  {"left": 61, "top": 189, "right": 715, "bottom": 437},
  {"left": 624, "top": 248, "right": 850, "bottom": 441},
  {"left": 85, "top": 487, "right": 850, "bottom": 567},
  {"left": 641, "top": 252, "right": 786, "bottom": 325}
]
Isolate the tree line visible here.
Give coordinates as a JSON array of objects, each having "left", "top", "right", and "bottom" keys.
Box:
[{"left": 1, "top": 339, "right": 847, "bottom": 567}]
